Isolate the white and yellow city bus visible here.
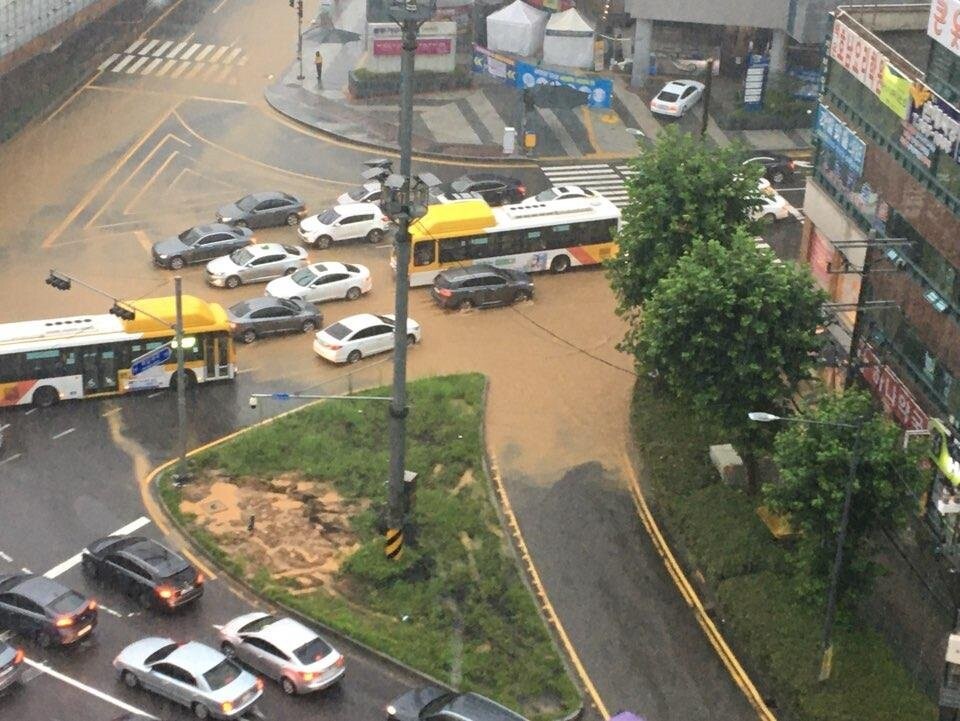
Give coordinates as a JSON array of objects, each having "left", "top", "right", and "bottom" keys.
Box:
[
  {"left": 393, "top": 196, "right": 622, "bottom": 287},
  {"left": 0, "top": 295, "right": 236, "bottom": 408}
]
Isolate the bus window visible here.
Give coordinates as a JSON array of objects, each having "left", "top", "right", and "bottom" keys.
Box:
[
  {"left": 413, "top": 240, "right": 435, "bottom": 267},
  {"left": 439, "top": 238, "right": 469, "bottom": 263},
  {"left": 468, "top": 236, "right": 493, "bottom": 259},
  {"left": 498, "top": 230, "right": 525, "bottom": 256},
  {"left": 545, "top": 225, "right": 571, "bottom": 251},
  {"left": 526, "top": 230, "right": 545, "bottom": 251}
]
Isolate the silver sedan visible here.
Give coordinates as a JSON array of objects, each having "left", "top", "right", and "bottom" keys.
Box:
[
  {"left": 215, "top": 612, "right": 345, "bottom": 695},
  {"left": 113, "top": 637, "right": 263, "bottom": 719},
  {"left": 205, "top": 243, "right": 308, "bottom": 289}
]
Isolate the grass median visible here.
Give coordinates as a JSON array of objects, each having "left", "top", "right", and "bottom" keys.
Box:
[
  {"left": 158, "top": 373, "right": 579, "bottom": 721},
  {"left": 630, "top": 373, "right": 935, "bottom": 721}
]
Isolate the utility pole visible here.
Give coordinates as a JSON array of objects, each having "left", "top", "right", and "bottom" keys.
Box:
[
  {"left": 173, "top": 276, "right": 188, "bottom": 483},
  {"left": 700, "top": 58, "right": 714, "bottom": 138},
  {"left": 295, "top": 0, "right": 305, "bottom": 81}
]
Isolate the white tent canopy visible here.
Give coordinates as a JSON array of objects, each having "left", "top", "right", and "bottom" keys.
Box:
[
  {"left": 542, "top": 7, "right": 595, "bottom": 68},
  {"left": 486, "top": 0, "right": 548, "bottom": 57}
]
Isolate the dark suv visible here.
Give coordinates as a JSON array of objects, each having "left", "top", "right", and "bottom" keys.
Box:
[
  {"left": 434, "top": 174, "right": 526, "bottom": 207},
  {"left": 432, "top": 265, "right": 534, "bottom": 310},
  {"left": 0, "top": 574, "right": 98, "bottom": 647},
  {"left": 81, "top": 535, "right": 204, "bottom": 611}
]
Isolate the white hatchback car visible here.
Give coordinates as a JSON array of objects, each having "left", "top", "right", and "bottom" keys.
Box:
[
  {"left": 206, "top": 243, "right": 309, "bottom": 289},
  {"left": 649, "top": 79, "right": 705, "bottom": 117},
  {"left": 336, "top": 181, "right": 382, "bottom": 205},
  {"left": 265, "top": 262, "right": 372, "bottom": 303},
  {"left": 297, "top": 204, "right": 391, "bottom": 249},
  {"left": 313, "top": 313, "right": 421, "bottom": 364},
  {"left": 754, "top": 179, "right": 791, "bottom": 221}
]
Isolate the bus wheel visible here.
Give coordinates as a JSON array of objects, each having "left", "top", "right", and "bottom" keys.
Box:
[
  {"left": 550, "top": 255, "right": 571, "bottom": 274},
  {"left": 33, "top": 386, "right": 59, "bottom": 408}
]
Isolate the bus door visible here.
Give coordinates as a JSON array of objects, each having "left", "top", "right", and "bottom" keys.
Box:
[
  {"left": 81, "top": 346, "right": 118, "bottom": 394},
  {"left": 204, "top": 335, "right": 232, "bottom": 380}
]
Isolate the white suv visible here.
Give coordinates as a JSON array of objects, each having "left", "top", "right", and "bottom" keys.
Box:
[{"left": 297, "top": 203, "right": 391, "bottom": 249}]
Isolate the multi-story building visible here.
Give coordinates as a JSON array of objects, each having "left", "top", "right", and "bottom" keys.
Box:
[{"left": 802, "top": 2, "right": 959, "bottom": 442}]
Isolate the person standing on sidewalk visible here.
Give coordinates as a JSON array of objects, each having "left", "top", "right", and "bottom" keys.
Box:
[{"left": 314, "top": 50, "right": 323, "bottom": 86}]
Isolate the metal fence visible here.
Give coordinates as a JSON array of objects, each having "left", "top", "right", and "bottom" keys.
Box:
[{"left": 0, "top": 0, "right": 108, "bottom": 59}]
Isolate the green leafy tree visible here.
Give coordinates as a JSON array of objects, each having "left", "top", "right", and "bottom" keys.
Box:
[
  {"left": 764, "top": 390, "right": 923, "bottom": 609},
  {"left": 636, "top": 234, "right": 826, "bottom": 481},
  {"left": 606, "top": 125, "right": 764, "bottom": 311}
]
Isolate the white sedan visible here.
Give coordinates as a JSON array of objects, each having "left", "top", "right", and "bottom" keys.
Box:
[
  {"left": 521, "top": 185, "right": 600, "bottom": 205},
  {"left": 649, "top": 79, "right": 705, "bottom": 117},
  {"left": 754, "top": 179, "right": 791, "bottom": 221},
  {"left": 313, "top": 313, "right": 421, "bottom": 364},
  {"left": 265, "top": 262, "right": 372, "bottom": 303},
  {"left": 297, "top": 203, "right": 391, "bottom": 249}
]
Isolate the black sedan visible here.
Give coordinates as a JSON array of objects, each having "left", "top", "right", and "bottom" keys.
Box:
[
  {"left": 434, "top": 173, "right": 526, "bottom": 206},
  {"left": 387, "top": 687, "right": 529, "bottom": 721},
  {"left": 742, "top": 154, "right": 800, "bottom": 185},
  {"left": 152, "top": 223, "right": 253, "bottom": 270},
  {"left": 217, "top": 191, "right": 307, "bottom": 229},
  {"left": 432, "top": 264, "right": 533, "bottom": 310},
  {"left": 82, "top": 535, "right": 203, "bottom": 611},
  {"left": 0, "top": 573, "right": 98, "bottom": 647},
  {"left": 227, "top": 297, "right": 322, "bottom": 344}
]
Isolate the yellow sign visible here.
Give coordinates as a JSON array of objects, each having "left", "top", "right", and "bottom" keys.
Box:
[
  {"left": 878, "top": 65, "right": 911, "bottom": 119},
  {"left": 384, "top": 528, "right": 403, "bottom": 559}
]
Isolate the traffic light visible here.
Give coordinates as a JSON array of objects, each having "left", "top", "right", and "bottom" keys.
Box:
[
  {"left": 296, "top": 0, "right": 302, "bottom": 18},
  {"left": 288, "top": 0, "right": 293, "bottom": 6},
  {"left": 109, "top": 303, "right": 135, "bottom": 321},
  {"left": 45, "top": 272, "right": 71, "bottom": 291}
]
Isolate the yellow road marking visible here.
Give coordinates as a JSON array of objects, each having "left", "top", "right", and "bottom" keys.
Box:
[
  {"left": 85, "top": 132, "right": 190, "bottom": 230},
  {"left": 42, "top": 106, "right": 179, "bottom": 248},
  {"left": 581, "top": 106, "right": 600, "bottom": 154},
  {"left": 486, "top": 449, "right": 609, "bottom": 719},
  {"left": 179, "top": 547, "right": 217, "bottom": 580},
  {"left": 621, "top": 451, "right": 777, "bottom": 721},
  {"left": 124, "top": 150, "right": 180, "bottom": 215},
  {"left": 133, "top": 230, "right": 152, "bottom": 253}
]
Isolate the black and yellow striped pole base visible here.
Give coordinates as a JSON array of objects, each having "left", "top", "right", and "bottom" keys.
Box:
[{"left": 384, "top": 527, "right": 403, "bottom": 560}]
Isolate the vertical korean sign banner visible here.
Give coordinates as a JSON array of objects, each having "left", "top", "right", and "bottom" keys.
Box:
[
  {"left": 928, "top": 0, "right": 960, "bottom": 56},
  {"left": 829, "top": 18, "right": 886, "bottom": 94}
]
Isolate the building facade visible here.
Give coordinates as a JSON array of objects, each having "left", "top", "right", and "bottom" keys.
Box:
[{"left": 802, "top": 3, "right": 960, "bottom": 440}]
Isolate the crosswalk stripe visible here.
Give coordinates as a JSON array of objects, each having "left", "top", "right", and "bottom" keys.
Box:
[
  {"left": 201, "top": 64, "right": 221, "bottom": 80},
  {"left": 125, "top": 39, "right": 145, "bottom": 54},
  {"left": 209, "top": 46, "right": 230, "bottom": 62},
  {"left": 181, "top": 43, "right": 202, "bottom": 60},
  {"left": 98, "top": 53, "right": 119, "bottom": 71},
  {"left": 237, "top": 55, "right": 248, "bottom": 66},
  {"left": 195, "top": 44, "right": 215, "bottom": 61},
  {"left": 141, "top": 57, "right": 164, "bottom": 75},
  {"left": 184, "top": 63, "right": 206, "bottom": 80},
  {"left": 111, "top": 55, "right": 135, "bottom": 72},
  {"left": 170, "top": 60, "right": 191, "bottom": 78},
  {"left": 213, "top": 64, "right": 233, "bottom": 83},
  {"left": 139, "top": 39, "right": 159, "bottom": 55},
  {"left": 167, "top": 41, "right": 186, "bottom": 58},
  {"left": 156, "top": 58, "right": 178, "bottom": 77},
  {"left": 224, "top": 47, "right": 242, "bottom": 64},
  {"left": 542, "top": 163, "right": 612, "bottom": 171},
  {"left": 126, "top": 56, "right": 150, "bottom": 74},
  {"left": 153, "top": 40, "right": 173, "bottom": 57}
]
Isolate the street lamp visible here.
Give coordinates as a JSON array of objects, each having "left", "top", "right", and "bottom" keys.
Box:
[
  {"left": 47, "top": 270, "right": 191, "bottom": 483},
  {"left": 290, "top": 0, "right": 305, "bottom": 81},
  {"left": 748, "top": 409, "right": 864, "bottom": 682}
]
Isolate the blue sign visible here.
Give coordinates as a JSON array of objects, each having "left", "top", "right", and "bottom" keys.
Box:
[
  {"left": 131, "top": 345, "right": 172, "bottom": 376},
  {"left": 514, "top": 61, "right": 612, "bottom": 109},
  {"left": 743, "top": 54, "right": 769, "bottom": 110},
  {"left": 815, "top": 104, "right": 866, "bottom": 176}
]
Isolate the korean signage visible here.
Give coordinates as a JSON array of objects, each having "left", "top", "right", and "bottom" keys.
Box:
[
  {"left": 878, "top": 65, "right": 911, "bottom": 119},
  {"left": 859, "top": 343, "right": 930, "bottom": 431},
  {"left": 514, "top": 60, "right": 613, "bottom": 109},
  {"left": 829, "top": 18, "right": 886, "bottom": 95},
  {"left": 900, "top": 82, "right": 960, "bottom": 168},
  {"left": 743, "top": 54, "right": 768, "bottom": 109},
  {"left": 369, "top": 22, "right": 456, "bottom": 57},
  {"left": 373, "top": 38, "right": 452, "bottom": 56},
  {"left": 928, "top": 0, "right": 960, "bottom": 57},
  {"left": 472, "top": 44, "right": 516, "bottom": 85},
  {"left": 815, "top": 104, "right": 866, "bottom": 175}
]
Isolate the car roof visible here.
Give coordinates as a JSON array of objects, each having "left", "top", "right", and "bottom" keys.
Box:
[
  {"left": 9, "top": 575, "right": 72, "bottom": 605},
  {"left": 438, "top": 264, "right": 501, "bottom": 281},
  {"left": 122, "top": 538, "right": 189, "bottom": 575},
  {"left": 332, "top": 203, "right": 380, "bottom": 214},
  {"left": 663, "top": 80, "right": 696, "bottom": 91},
  {"left": 248, "top": 243, "right": 291, "bottom": 256},
  {"left": 255, "top": 617, "right": 317, "bottom": 655},
  {"left": 167, "top": 641, "right": 223, "bottom": 673},
  {"left": 234, "top": 296, "right": 291, "bottom": 313},
  {"left": 337, "top": 313, "right": 385, "bottom": 331},
  {"left": 443, "top": 693, "right": 528, "bottom": 721},
  {"left": 308, "top": 262, "right": 349, "bottom": 274}
]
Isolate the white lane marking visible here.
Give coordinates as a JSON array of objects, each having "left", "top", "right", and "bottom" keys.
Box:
[
  {"left": 43, "top": 516, "right": 150, "bottom": 579},
  {"left": 201, "top": 64, "right": 220, "bottom": 81},
  {"left": 156, "top": 58, "right": 178, "bottom": 77},
  {"left": 224, "top": 47, "right": 242, "bottom": 64},
  {"left": 23, "top": 659, "right": 159, "bottom": 720},
  {"left": 234, "top": 367, "right": 258, "bottom": 374},
  {"left": 0, "top": 631, "right": 11, "bottom": 642},
  {"left": 124, "top": 38, "right": 145, "bottom": 54},
  {"left": 24, "top": 408, "right": 37, "bottom": 415},
  {"left": 213, "top": 65, "right": 233, "bottom": 83},
  {"left": 139, "top": 39, "right": 159, "bottom": 55},
  {"left": 181, "top": 43, "right": 201, "bottom": 60},
  {"left": 98, "top": 53, "right": 119, "bottom": 71},
  {"left": 98, "top": 604, "right": 123, "bottom": 618},
  {"left": 209, "top": 46, "right": 229, "bottom": 63},
  {"left": 170, "top": 61, "right": 191, "bottom": 78},
  {"left": 111, "top": 55, "right": 135, "bottom": 73},
  {"left": 0, "top": 551, "right": 11, "bottom": 562},
  {"left": 126, "top": 56, "right": 150, "bottom": 74},
  {"left": 51, "top": 427, "right": 75, "bottom": 440},
  {"left": 21, "top": 568, "right": 31, "bottom": 574},
  {"left": 184, "top": 63, "right": 206, "bottom": 80},
  {"left": 0, "top": 453, "right": 22, "bottom": 465},
  {"left": 141, "top": 57, "right": 164, "bottom": 75},
  {"left": 237, "top": 55, "right": 248, "bottom": 66},
  {"left": 195, "top": 44, "right": 215, "bottom": 62},
  {"left": 166, "top": 41, "right": 186, "bottom": 58},
  {"left": 147, "top": 391, "right": 163, "bottom": 398},
  {"left": 152, "top": 40, "right": 173, "bottom": 57},
  {"left": 0, "top": 423, "right": 9, "bottom": 431}
]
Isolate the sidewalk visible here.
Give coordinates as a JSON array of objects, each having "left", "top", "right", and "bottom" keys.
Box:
[{"left": 264, "top": 0, "right": 813, "bottom": 162}]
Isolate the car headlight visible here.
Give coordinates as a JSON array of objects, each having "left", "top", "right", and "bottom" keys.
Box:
[
  {"left": 158, "top": 254, "right": 168, "bottom": 259},
  {"left": 220, "top": 217, "right": 233, "bottom": 223},
  {"left": 386, "top": 705, "right": 397, "bottom": 716}
]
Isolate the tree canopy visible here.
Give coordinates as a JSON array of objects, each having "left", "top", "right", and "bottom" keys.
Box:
[{"left": 606, "top": 126, "right": 764, "bottom": 311}]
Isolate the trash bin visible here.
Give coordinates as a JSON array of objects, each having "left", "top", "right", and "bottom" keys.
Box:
[
  {"left": 502, "top": 126, "right": 516, "bottom": 155},
  {"left": 524, "top": 131, "right": 537, "bottom": 149}
]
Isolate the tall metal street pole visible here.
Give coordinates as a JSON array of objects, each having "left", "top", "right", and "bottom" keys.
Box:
[
  {"left": 296, "top": 0, "right": 305, "bottom": 81},
  {"left": 174, "top": 276, "right": 188, "bottom": 482},
  {"left": 818, "top": 418, "right": 863, "bottom": 682},
  {"left": 387, "top": 17, "right": 419, "bottom": 530}
]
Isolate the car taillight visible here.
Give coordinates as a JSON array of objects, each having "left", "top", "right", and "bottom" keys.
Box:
[
  {"left": 221, "top": 701, "right": 234, "bottom": 713},
  {"left": 335, "top": 655, "right": 345, "bottom": 667},
  {"left": 13, "top": 649, "right": 24, "bottom": 665},
  {"left": 517, "top": 185, "right": 526, "bottom": 195},
  {"left": 88, "top": 600, "right": 97, "bottom": 611},
  {"left": 229, "top": 323, "right": 237, "bottom": 330},
  {"left": 301, "top": 671, "right": 316, "bottom": 681},
  {"left": 787, "top": 160, "right": 795, "bottom": 170},
  {"left": 668, "top": 104, "right": 678, "bottom": 113},
  {"left": 436, "top": 288, "right": 452, "bottom": 298},
  {"left": 327, "top": 343, "right": 342, "bottom": 350},
  {"left": 196, "top": 573, "right": 204, "bottom": 585},
  {"left": 55, "top": 616, "right": 74, "bottom": 627},
  {"left": 156, "top": 586, "right": 174, "bottom": 599},
  {"left": 255, "top": 678, "right": 264, "bottom": 690}
]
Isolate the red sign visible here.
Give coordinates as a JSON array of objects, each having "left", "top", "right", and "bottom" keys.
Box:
[
  {"left": 373, "top": 38, "right": 452, "bottom": 56},
  {"left": 859, "top": 343, "right": 930, "bottom": 431},
  {"left": 829, "top": 18, "right": 886, "bottom": 96}
]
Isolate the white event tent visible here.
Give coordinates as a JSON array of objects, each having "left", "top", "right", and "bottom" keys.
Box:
[
  {"left": 542, "top": 7, "right": 595, "bottom": 68},
  {"left": 486, "top": 0, "right": 548, "bottom": 57}
]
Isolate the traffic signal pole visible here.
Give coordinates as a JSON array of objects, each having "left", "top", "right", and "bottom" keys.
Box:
[{"left": 174, "top": 276, "right": 188, "bottom": 483}]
